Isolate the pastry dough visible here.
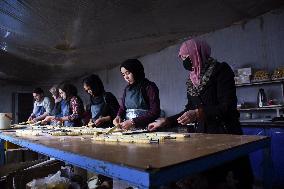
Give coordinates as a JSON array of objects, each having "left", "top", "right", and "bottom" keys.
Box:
[
  {"left": 14, "top": 126, "right": 190, "bottom": 144},
  {"left": 50, "top": 131, "right": 67, "bottom": 136},
  {"left": 16, "top": 130, "right": 42, "bottom": 136},
  {"left": 66, "top": 132, "right": 81, "bottom": 136}
]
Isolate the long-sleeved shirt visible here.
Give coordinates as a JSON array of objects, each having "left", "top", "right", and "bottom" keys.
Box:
[
  {"left": 117, "top": 80, "right": 161, "bottom": 128},
  {"left": 167, "top": 62, "right": 242, "bottom": 134},
  {"left": 67, "top": 96, "right": 84, "bottom": 122}
]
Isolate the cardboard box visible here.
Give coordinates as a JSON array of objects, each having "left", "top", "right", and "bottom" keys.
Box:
[
  {"left": 239, "top": 75, "right": 251, "bottom": 84},
  {"left": 238, "top": 67, "right": 252, "bottom": 76},
  {"left": 234, "top": 76, "right": 241, "bottom": 85}
]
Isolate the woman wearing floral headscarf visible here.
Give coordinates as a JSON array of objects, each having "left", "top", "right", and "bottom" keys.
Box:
[{"left": 148, "top": 38, "right": 253, "bottom": 188}]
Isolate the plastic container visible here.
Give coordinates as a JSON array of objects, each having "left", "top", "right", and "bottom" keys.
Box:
[{"left": 0, "top": 113, "right": 12, "bottom": 129}]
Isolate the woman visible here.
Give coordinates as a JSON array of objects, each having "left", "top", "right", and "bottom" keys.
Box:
[
  {"left": 54, "top": 83, "right": 84, "bottom": 127},
  {"left": 83, "top": 74, "right": 120, "bottom": 128},
  {"left": 42, "top": 86, "right": 64, "bottom": 125},
  {"left": 113, "top": 59, "right": 161, "bottom": 130},
  {"left": 148, "top": 38, "right": 253, "bottom": 188}
]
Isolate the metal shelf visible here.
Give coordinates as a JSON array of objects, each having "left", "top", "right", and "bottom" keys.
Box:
[
  {"left": 235, "top": 79, "right": 284, "bottom": 87},
  {"left": 238, "top": 105, "right": 284, "bottom": 117},
  {"left": 236, "top": 78, "right": 284, "bottom": 118},
  {"left": 238, "top": 105, "right": 284, "bottom": 111}
]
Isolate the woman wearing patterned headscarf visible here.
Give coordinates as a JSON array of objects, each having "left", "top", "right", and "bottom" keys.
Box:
[
  {"left": 149, "top": 38, "right": 242, "bottom": 134},
  {"left": 113, "top": 59, "right": 161, "bottom": 130},
  {"left": 148, "top": 38, "right": 253, "bottom": 189}
]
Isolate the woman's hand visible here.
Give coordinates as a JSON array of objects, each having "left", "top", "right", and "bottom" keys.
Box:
[
  {"left": 113, "top": 116, "right": 121, "bottom": 127},
  {"left": 177, "top": 109, "right": 197, "bottom": 125},
  {"left": 28, "top": 116, "right": 33, "bottom": 122},
  {"left": 148, "top": 118, "right": 166, "bottom": 131},
  {"left": 87, "top": 120, "right": 95, "bottom": 127},
  {"left": 53, "top": 117, "right": 64, "bottom": 123},
  {"left": 32, "top": 118, "right": 39, "bottom": 123},
  {"left": 41, "top": 116, "right": 55, "bottom": 124},
  {"left": 120, "top": 120, "right": 134, "bottom": 130},
  {"left": 95, "top": 116, "right": 110, "bottom": 127}
]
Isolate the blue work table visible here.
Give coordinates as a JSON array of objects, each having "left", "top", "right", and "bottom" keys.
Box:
[
  {"left": 242, "top": 124, "right": 284, "bottom": 187},
  {"left": 0, "top": 131, "right": 272, "bottom": 189}
]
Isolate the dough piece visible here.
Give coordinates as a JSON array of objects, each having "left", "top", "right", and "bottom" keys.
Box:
[
  {"left": 81, "top": 130, "right": 95, "bottom": 135},
  {"left": 104, "top": 137, "right": 119, "bottom": 142},
  {"left": 169, "top": 133, "right": 190, "bottom": 138},
  {"left": 133, "top": 138, "right": 151, "bottom": 144},
  {"left": 118, "top": 138, "right": 134, "bottom": 143},
  {"left": 50, "top": 131, "right": 67, "bottom": 136},
  {"left": 92, "top": 136, "right": 106, "bottom": 141},
  {"left": 66, "top": 132, "right": 81, "bottom": 136},
  {"left": 16, "top": 130, "right": 42, "bottom": 136}
]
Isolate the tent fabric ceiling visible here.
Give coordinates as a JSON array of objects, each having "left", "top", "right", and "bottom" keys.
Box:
[{"left": 0, "top": 0, "right": 283, "bottom": 84}]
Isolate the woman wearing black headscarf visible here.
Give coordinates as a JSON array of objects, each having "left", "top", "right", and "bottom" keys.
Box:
[
  {"left": 83, "top": 74, "right": 119, "bottom": 128},
  {"left": 113, "top": 59, "right": 161, "bottom": 130}
]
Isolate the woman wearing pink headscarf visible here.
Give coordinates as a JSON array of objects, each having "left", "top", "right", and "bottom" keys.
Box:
[
  {"left": 148, "top": 38, "right": 253, "bottom": 189},
  {"left": 148, "top": 38, "right": 243, "bottom": 133}
]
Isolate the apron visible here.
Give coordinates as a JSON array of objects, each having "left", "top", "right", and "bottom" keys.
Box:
[
  {"left": 50, "top": 100, "right": 64, "bottom": 126},
  {"left": 34, "top": 104, "right": 45, "bottom": 118},
  {"left": 124, "top": 84, "right": 148, "bottom": 120},
  {"left": 91, "top": 96, "right": 105, "bottom": 122}
]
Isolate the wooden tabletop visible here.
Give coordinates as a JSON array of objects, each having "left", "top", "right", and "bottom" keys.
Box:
[{"left": 0, "top": 131, "right": 267, "bottom": 170}]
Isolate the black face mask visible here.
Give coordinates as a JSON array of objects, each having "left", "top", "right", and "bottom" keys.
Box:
[{"left": 182, "top": 57, "right": 193, "bottom": 71}]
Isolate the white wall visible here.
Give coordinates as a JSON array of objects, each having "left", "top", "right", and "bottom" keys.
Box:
[{"left": 85, "top": 8, "right": 284, "bottom": 117}]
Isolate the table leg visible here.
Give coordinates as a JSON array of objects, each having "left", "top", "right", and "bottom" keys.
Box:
[
  {"left": 263, "top": 144, "right": 273, "bottom": 189},
  {"left": 0, "top": 139, "right": 5, "bottom": 165}
]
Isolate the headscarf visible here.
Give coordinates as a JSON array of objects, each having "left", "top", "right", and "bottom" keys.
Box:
[
  {"left": 120, "top": 59, "right": 145, "bottom": 83},
  {"left": 178, "top": 38, "right": 211, "bottom": 87},
  {"left": 83, "top": 74, "right": 105, "bottom": 96}
]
